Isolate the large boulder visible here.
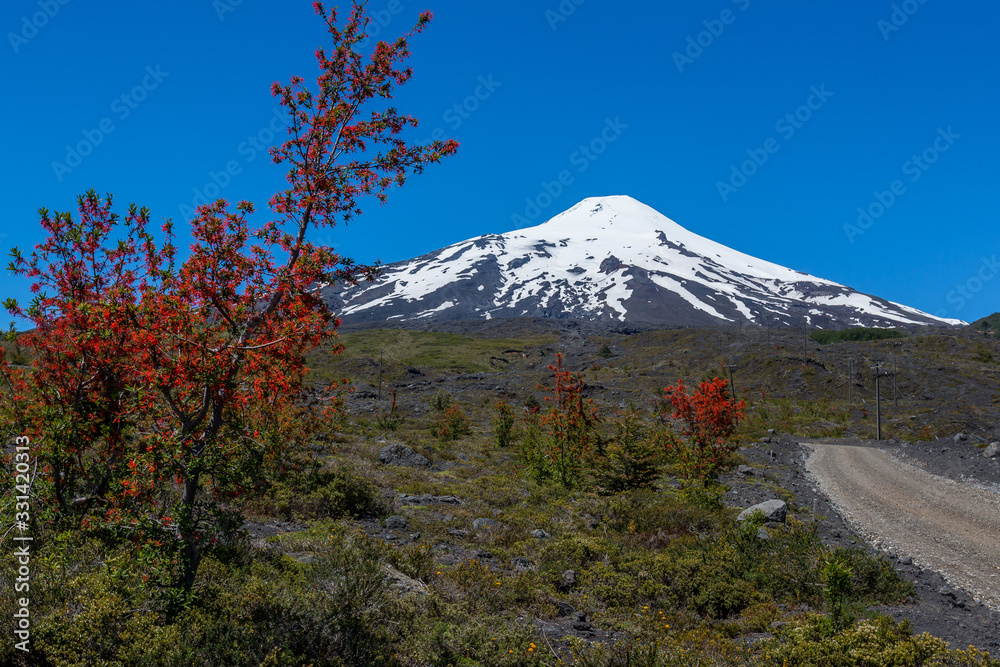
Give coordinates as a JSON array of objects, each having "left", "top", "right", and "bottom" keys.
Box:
[
  {"left": 379, "top": 443, "right": 430, "bottom": 467},
  {"left": 737, "top": 499, "right": 787, "bottom": 524},
  {"left": 472, "top": 517, "right": 501, "bottom": 531},
  {"left": 983, "top": 442, "right": 1000, "bottom": 458}
]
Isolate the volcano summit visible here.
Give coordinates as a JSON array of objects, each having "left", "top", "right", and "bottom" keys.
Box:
[{"left": 324, "top": 196, "right": 962, "bottom": 329}]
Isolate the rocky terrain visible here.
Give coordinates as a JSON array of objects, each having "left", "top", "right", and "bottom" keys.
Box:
[{"left": 292, "top": 318, "right": 1000, "bottom": 655}]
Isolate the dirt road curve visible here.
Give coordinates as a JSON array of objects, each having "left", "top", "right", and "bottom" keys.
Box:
[{"left": 804, "top": 442, "right": 1000, "bottom": 611}]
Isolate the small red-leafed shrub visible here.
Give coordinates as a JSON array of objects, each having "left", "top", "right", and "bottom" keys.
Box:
[{"left": 661, "top": 377, "right": 745, "bottom": 502}]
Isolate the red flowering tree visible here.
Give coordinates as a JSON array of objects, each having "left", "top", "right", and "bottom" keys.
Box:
[
  {"left": 661, "top": 377, "right": 745, "bottom": 501},
  {"left": 538, "top": 353, "right": 601, "bottom": 488},
  {"left": 3, "top": 1, "right": 457, "bottom": 595}
]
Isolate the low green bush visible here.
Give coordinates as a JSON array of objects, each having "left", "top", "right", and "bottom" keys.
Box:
[
  {"left": 810, "top": 327, "right": 905, "bottom": 345},
  {"left": 260, "top": 465, "right": 386, "bottom": 521}
]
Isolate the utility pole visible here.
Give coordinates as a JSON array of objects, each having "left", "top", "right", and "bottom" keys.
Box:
[
  {"left": 871, "top": 360, "right": 885, "bottom": 440},
  {"left": 848, "top": 357, "right": 853, "bottom": 405},
  {"left": 725, "top": 364, "right": 738, "bottom": 423},
  {"left": 892, "top": 341, "right": 901, "bottom": 408}
]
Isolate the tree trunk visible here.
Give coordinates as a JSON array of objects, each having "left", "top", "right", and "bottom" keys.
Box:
[{"left": 177, "top": 472, "right": 202, "bottom": 594}]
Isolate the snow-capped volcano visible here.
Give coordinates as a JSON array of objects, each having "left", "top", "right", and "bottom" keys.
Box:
[{"left": 324, "top": 196, "right": 963, "bottom": 329}]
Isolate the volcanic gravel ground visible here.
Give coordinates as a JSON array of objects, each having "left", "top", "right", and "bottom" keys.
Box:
[{"left": 722, "top": 435, "right": 1000, "bottom": 653}]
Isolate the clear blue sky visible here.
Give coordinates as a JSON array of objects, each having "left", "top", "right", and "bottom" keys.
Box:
[{"left": 2, "top": 0, "right": 998, "bottom": 327}]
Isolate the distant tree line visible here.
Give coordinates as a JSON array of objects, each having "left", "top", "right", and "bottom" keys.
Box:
[{"left": 809, "top": 328, "right": 906, "bottom": 345}]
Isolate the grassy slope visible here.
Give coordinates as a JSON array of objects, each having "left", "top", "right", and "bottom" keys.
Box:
[{"left": 5, "top": 323, "right": 1000, "bottom": 666}]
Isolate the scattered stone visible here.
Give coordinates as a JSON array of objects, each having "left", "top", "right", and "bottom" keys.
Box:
[
  {"left": 899, "top": 556, "right": 912, "bottom": 565},
  {"left": 379, "top": 443, "right": 430, "bottom": 467},
  {"left": 383, "top": 563, "right": 428, "bottom": 597},
  {"left": 410, "top": 532, "right": 421, "bottom": 540},
  {"left": 398, "top": 493, "right": 461, "bottom": 505},
  {"left": 737, "top": 500, "right": 787, "bottom": 524},
  {"left": 760, "top": 436, "right": 772, "bottom": 444},
  {"left": 757, "top": 527, "right": 771, "bottom": 541},
  {"left": 448, "top": 529, "right": 467, "bottom": 537},
  {"left": 476, "top": 550, "right": 494, "bottom": 559},
  {"left": 283, "top": 552, "right": 321, "bottom": 565},
  {"left": 939, "top": 587, "right": 957, "bottom": 599},
  {"left": 767, "top": 429, "right": 776, "bottom": 435},
  {"left": 385, "top": 515, "right": 409, "bottom": 531},
  {"left": 983, "top": 443, "right": 1000, "bottom": 458},
  {"left": 554, "top": 601, "right": 575, "bottom": 617},
  {"left": 472, "top": 517, "right": 501, "bottom": 531},
  {"left": 383, "top": 532, "right": 397, "bottom": 541},
  {"left": 531, "top": 529, "right": 551, "bottom": 539},
  {"left": 559, "top": 570, "right": 577, "bottom": 592},
  {"left": 955, "top": 433, "right": 968, "bottom": 443},
  {"left": 455, "top": 453, "right": 469, "bottom": 461},
  {"left": 511, "top": 557, "right": 534, "bottom": 571},
  {"left": 770, "top": 621, "right": 787, "bottom": 630},
  {"left": 738, "top": 465, "right": 755, "bottom": 476}
]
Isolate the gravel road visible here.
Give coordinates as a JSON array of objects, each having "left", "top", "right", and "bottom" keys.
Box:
[{"left": 804, "top": 441, "right": 1000, "bottom": 612}]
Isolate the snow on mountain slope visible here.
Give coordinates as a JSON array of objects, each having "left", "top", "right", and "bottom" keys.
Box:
[{"left": 324, "top": 196, "right": 964, "bottom": 329}]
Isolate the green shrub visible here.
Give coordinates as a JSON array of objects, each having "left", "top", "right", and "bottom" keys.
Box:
[
  {"left": 593, "top": 412, "right": 663, "bottom": 494},
  {"left": 763, "top": 614, "right": 1000, "bottom": 666},
  {"left": 493, "top": 400, "right": 517, "bottom": 448},
  {"left": 429, "top": 389, "right": 453, "bottom": 412},
  {"left": 262, "top": 465, "right": 385, "bottom": 521},
  {"left": 429, "top": 403, "right": 472, "bottom": 442}
]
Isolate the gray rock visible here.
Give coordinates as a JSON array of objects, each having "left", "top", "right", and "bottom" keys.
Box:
[
  {"left": 448, "top": 529, "right": 467, "bottom": 537},
  {"left": 954, "top": 433, "right": 968, "bottom": 443},
  {"left": 737, "top": 500, "right": 787, "bottom": 524},
  {"left": 472, "top": 517, "right": 501, "bottom": 531},
  {"left": 410, "top": 532, "right": 421, "bottom": 540},
  {"left": 737, "top": 465, "right": 755, "bottom": 476},
  {"left": 531, "top": 529, "right": 550, "bottom": 539},
  {"left": 559, "top": 569, "right": 577, "bottom": 591},
  {"left": 383, "top": 564, "right": 427, "bottom": 597},
  {"left": 983, "top": 442, "right": 1000, "bottom": 458},
  {"left": 384, "top": 531, "right": 397, "bottom": 541},
  {"left": 379, "top": 443, "right": 430, "bottom": 467},
  {"left": 760, "top": 436, "right": 772, "bottom": 444},
  {"left": 511, "top": 557, "right": 534, "bottom": 571},
  {"left": 385, "top": 515, "right": 409, "bottom": 530},
  {"left": 757, "top": 527, "right": 771, "bottom": 541},
  {"left": 283, "top": 552, "right": 321, "bottom": 565}
]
